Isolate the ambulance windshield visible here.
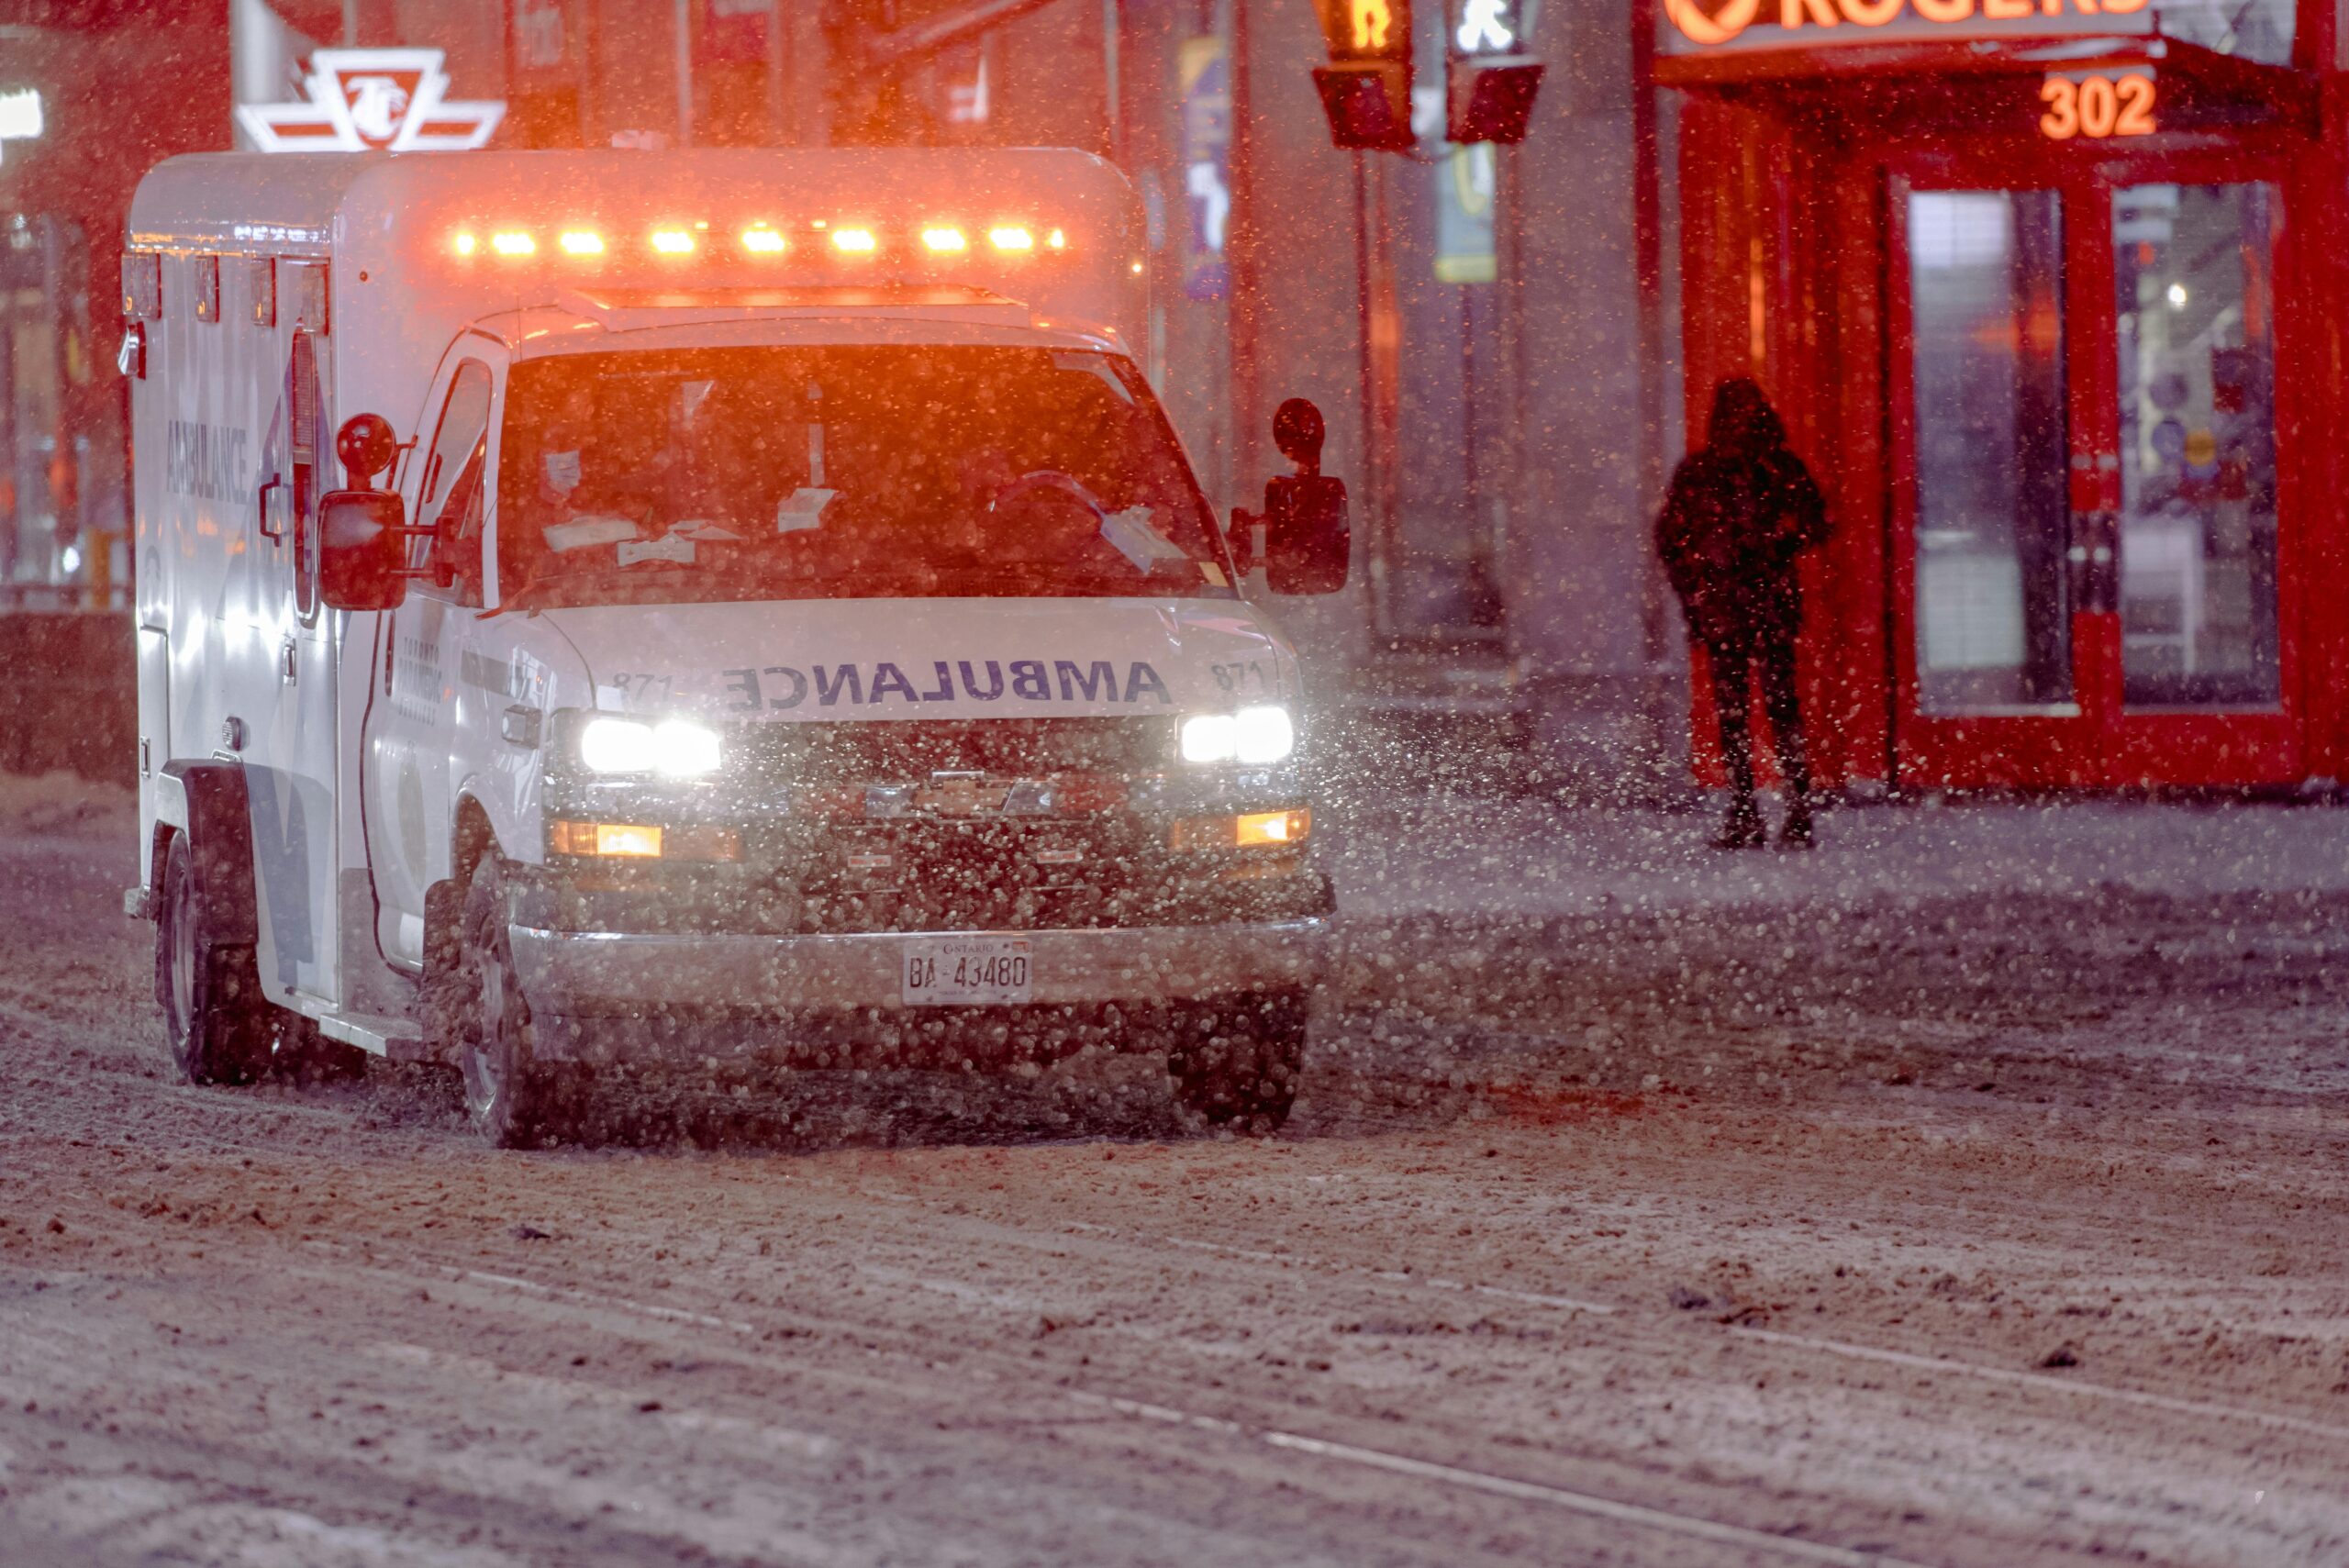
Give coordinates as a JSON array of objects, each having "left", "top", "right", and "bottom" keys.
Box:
[{"left": 495, "top": 345, "right": 1235, "bottom": 608}]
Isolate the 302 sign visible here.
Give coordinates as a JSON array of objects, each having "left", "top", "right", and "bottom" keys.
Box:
[{"left": 2039, "top": 72, "right": 2155, "bottom": 140}]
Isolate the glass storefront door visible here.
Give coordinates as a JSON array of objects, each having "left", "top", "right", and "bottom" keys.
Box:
[
  {"left": 1891, "top": 158, "right": 2297, "bottom": 787},
  {"left": 2111, "top": 182, "right": 2280, "bottom": 710},
  {"left": 1907, "top": 187, "right": 2075, "bottom": 717}
]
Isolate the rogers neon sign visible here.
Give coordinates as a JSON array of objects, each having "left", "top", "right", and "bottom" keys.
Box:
[{"left": 1660, "top": 0, "right": 2150, "bottom": 50}]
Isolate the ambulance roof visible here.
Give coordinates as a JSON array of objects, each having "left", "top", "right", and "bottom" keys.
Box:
[{"left": 128, "top": 149, "right": 1144, "bottom": 457}]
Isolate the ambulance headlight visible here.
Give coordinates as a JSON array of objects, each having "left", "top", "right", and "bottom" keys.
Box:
[
  {"left": 1180, "top": 705, "right": 1294, "bottom": 765},
  {"left": 1180, "top": 714, "right": 1238, "bottom": 763},
  {"left": 1234, "top": 705, "right": 1296, "bottom": 764},
  {"left": 653, "top": 719, "right": 724, "bottom": 776},
  {"left": 578, "top": 717, "right": 723, "bottom": 778}
]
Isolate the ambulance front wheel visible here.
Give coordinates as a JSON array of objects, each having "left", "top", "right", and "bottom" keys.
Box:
[
  {"left": 156, "top": 831, "right": 274, "bottom": 1085},
  {"left": 456, "top": 857, "right": 580, "bottom": 1149},
  {"left": 1166, "top": 988, "right": 1308, "bottom": 1133}
]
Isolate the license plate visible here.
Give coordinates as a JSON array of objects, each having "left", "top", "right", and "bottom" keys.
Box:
[{"left": 901, "top": 936, "right": 1034, "bottom": 1006}]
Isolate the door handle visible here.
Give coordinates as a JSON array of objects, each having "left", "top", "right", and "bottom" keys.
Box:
[
  {"left": 2068, "top": 510, "right": 2119, "bottom": 615},
  {"left": 257, "top": 473, "right": 286, "bottom": 540}
]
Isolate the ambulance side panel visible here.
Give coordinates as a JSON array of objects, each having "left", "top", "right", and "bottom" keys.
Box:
[{"left": 135, "top": 249, "right": 342, "bottom": 1011}]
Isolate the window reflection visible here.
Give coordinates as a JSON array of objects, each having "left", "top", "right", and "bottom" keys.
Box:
[
  {"left": 1909, "top": 189, "right": 2073, "bottom": 714},
  {"left": 2113, "top": 183, "right": 2279, "bottom": 708},
  {"left": 2143, "top": 0, "right": 2293, "bottom": 66}
]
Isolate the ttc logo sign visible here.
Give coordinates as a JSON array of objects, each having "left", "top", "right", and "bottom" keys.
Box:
[{"left": 237, "top": 49, "right": 504, "bottom": 153}]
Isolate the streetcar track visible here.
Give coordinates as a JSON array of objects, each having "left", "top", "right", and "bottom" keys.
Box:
[
  {"left": 1056, "top": 1217, "right": 1624, "bottom": 1314},
  {"left": 285, "top": 1244, "right": 1965, "bottom": 1568},
  {"left": 881, "top": 1206, "right": 2349, "bottom": 1451},
  {"left": 34, "top": 1164, "right": 2349, "bottom": 1463},
  {"left": 1078, "top": 1392, "right": 1939, "bottom": 1568},
  {"left": 1728, "top": 1324, "right": 2349, "bottom": 1445},
  {"left": 269, "top": 1224, "right": 2349, "bottom": 1568}
]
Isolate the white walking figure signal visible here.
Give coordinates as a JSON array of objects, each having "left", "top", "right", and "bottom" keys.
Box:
[{"left": 1457, "top": 0, "right": 1517, "bottom": 51}]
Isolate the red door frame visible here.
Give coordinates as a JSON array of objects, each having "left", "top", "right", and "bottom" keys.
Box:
[
  {"left": 2096, "top": 143, "right": 2307, "bottom": 788},
  {"left": 1881, "top": 135, "right": 2309, "bottom": 788},
  {"left": 1884, "top": 149, "right": 2101, "bottom": 786}
]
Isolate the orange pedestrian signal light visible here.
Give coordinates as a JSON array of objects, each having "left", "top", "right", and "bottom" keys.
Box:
[
  {"left": 1313, "top": 0, "right": 1412, "bottom": 61},
  {"left": 1311, "top": 0, "right": 1415, "bottom": 150}
]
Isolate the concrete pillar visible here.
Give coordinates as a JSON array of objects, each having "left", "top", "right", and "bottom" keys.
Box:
[{"left": 1508, "top": 0, "right": 1682, "bottom": 797}]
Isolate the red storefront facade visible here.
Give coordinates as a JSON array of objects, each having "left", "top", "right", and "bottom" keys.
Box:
[{"left": 1658, "top": 0, "right": 2349, "bottom": 788}]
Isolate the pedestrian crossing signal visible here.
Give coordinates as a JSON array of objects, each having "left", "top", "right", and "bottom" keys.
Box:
[
  {"left": 1312, "top": 0, "right": 1413, "bottom": 63},
  {"left": 1311, "top": 0, "right": 1415, "bottom": 150},
  {"left": 1445, "top": 0, "right": 1543, "bottom": 143},
  {"left": 1447, "top": 60, "right": 1544, "bottom": 144},
  {"left": 1314, "top": 63, "right": 1416, "bottom": 150}
]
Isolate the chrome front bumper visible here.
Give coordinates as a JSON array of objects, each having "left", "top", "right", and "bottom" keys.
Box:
[{"left": 507, "top": 917, "right": 1331, "bottom": 1017}]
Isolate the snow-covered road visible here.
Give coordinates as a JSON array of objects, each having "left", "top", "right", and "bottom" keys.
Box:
[{"left": 4, "top": 775, "right": 2347, "bottom": 1566}]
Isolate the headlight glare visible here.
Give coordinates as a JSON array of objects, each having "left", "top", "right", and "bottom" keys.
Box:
[
  {"left": 579, "top": 716, "right": 656, "bottom": 773},
  {"left": 1182, "top": 706, "right": 1295, "bottom": 764},
  {"left": 1234, "top": 705, "right": 1296, "bottom": 764},
  {"left": 578, "top": 716, "right": 722, "bottom": 776},
  {"left": 1180, "top": 713, "right": 1239, "bottom": 763},
  {"left": 652, "top": 718, "right": 723, "bottom": 777}
]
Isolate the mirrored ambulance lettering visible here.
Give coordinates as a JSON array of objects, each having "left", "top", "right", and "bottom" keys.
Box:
[{"left": 719, "top": 660, "right": 1174, "bottom": 710}]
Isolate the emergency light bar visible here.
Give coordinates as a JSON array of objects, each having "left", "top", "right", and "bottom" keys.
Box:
[
  {"left": 447, "top": 218, "right": 1071, "bottom": 262},
  {"left": 124, "top": 150, "right": 1146, "bottom": 439}
]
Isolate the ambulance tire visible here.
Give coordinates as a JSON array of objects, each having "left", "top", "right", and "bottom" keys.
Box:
[
  {"left": 156, "top": 831, "right": 274, "bottom": 1086},
  {"left": 456, "top": 857, "right": 581, "bottom": 1149},
  {"left": 1167, "top": 989, "right": 1308, "bottom": 1133}
]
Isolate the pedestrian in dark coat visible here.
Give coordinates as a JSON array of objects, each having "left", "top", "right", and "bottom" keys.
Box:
[{"left": 1656, "top": 378, "right": 1831, "bottom": 848}]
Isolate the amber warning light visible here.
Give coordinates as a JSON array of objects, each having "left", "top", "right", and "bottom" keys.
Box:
[{"left": 446, "top": 220, "right": 1073, "bottom": 262}]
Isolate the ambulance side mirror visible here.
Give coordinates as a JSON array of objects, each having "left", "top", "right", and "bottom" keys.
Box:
[{"left": 318, "top": 490, "right": 410, "bottom": 612}]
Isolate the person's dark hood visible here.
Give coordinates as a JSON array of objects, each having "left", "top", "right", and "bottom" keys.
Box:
[{"left": 1706, "top": 377, "right": 1787, "bottom": 460}]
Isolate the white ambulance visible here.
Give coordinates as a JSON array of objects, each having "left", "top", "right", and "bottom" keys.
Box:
[{"left": 119, "top": 150, "right": 1346, "bottom": 1145}]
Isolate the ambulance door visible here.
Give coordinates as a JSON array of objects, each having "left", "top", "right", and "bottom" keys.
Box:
[
  {"left": 366, "top": 353, "right": 497, "bottom": 967},
  {"left": 248, "top": 323, "right": 343, "bottom": 1007}
]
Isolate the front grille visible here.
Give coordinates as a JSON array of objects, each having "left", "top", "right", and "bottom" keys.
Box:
[
  {"left": 730, "top": 715, "right": 1176, "bottom": 787},
  {"left": 539, "top": 712, "right": 1323, "bottom": 935},
  {"left": 796, "top": 815, "right": 1168, "bottom": 932}
]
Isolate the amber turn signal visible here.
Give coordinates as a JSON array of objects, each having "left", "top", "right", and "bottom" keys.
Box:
[
  {"left": 1169, "top": 808, "right": 1311, "bottom": 851},
  {"left": 548, "top": 820, "right": 740, "bottom": 862}
]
